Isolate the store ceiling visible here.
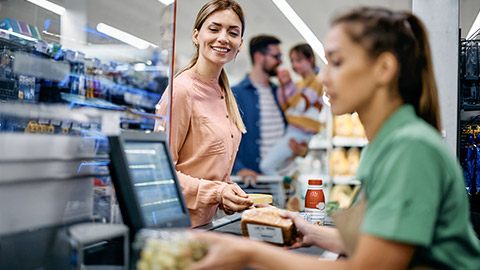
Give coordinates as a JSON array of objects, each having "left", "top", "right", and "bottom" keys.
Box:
[
  {"left": 174, "top": 0, "right": 480, "bottom": 84},
  {"left": 2, "top": 0, "right": 478, "bottom": 80}
]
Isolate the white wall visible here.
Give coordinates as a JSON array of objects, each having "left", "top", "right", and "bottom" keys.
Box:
[{"left": 413, "top": 0, "right": 459, "bottom": 154}]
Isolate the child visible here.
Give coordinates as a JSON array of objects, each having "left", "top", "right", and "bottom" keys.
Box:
[{"left": 260, "top": 43, "right": 324, "bottom": 176}]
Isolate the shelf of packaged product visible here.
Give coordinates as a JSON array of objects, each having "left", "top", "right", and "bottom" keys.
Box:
[
  {"left": 0, "top": 102, "right": 164, "bottom": 135},
  {"left": 331, "top": 175, "right": 361, "bottom": 185},
  {"left": 308, "top": 138, "right": 330, "bottom": 150},
  {"left": 462, "top": 104, "right": 480, "bottom": 111},
  {"left": 331, "top": 136, "right": 369, "bottom": 148}
]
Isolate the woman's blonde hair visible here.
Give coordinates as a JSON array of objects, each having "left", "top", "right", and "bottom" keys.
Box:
[
  {"left": 333, "top": 7, "right": 441, "bottom": 132},
  {"left": 176, "top": 0, "right": 246, "bottom": 133}
]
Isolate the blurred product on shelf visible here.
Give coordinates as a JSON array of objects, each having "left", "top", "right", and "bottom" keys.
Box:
[
  {"left": 346, "top": 147, "right": 360, "bottom": 176},
  {"left": 334, "top": 113, "right": 366, "bottom": 138},
  {"left": 333, "top": 114, "right": 353, "bottom": 137},
  {"left": 329, "top": 184, "right": 360, "bottom": 209},
  {"left": 285, "top": 195, "right": 301, "bottom": 212},
  {"left": 330, "top": 147, "right": 349, "bottom": 176}
]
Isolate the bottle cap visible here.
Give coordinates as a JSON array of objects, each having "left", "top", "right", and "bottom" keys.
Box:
[{"left": 308, "top": 179, "right": 323, "bottom": 185}]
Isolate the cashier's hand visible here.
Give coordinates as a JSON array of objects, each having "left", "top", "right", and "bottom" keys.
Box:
[
  {"left": 220, "top": 183, "right": 253, "bottom": 214},
  {"left": 188, "top": 231, "right": 256, "bottom": 270},
  {"left": 279, "top": 211, "right": 318, "bottom": 249}
]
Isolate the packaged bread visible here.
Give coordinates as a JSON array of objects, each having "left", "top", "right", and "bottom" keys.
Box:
[{"left": 241, "top": 207, "right": 297, "bottom": 246}]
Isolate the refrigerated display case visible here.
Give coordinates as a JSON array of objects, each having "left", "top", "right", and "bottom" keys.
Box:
[
  {"left": 457, "top": 36, "right": 480, "bottom": 236},
  {"left": 0, "top": 0, "right": 176, "bottom": 268}
]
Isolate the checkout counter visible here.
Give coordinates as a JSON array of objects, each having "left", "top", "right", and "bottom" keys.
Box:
[
  {"left": 0, "top": 133, "right": 128, "bottom": 269},
  {"left": 0, "top": 132, "right": 333, "bottom": 269}
]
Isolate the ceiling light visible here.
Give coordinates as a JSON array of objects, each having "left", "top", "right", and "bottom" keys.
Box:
[
  {"left": 134, "top": 63, "right": 146, "bottom": 71},
  {"left": 158, "top": 0, "right": 174, "bottom": 5},
  {"left": 271, "top": 0, "right": 327, "bottom": 64},
  {"left": 25, "top": 0, "right": 66, "bottom": 16},
  {"left": 96, "top": 23, "right": 158, "bottom": 50},
  {"left": 466, "top": 10, "right": 480, "bottom": 40}
]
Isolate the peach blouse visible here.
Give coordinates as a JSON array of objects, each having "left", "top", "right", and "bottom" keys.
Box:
[{"left": 155, "top": 69, "right": 241, "bottom": 227}]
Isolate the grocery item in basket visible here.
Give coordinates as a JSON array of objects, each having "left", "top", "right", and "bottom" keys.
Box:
[
  {"left": 135, "top": 230, "right": 208, "bottom": 270},
  {"left": 285, "top": 195, "right": 301, "bottom": 212},
  {"left": 241, "top": 207, "right": 297, "bottom": 246}
]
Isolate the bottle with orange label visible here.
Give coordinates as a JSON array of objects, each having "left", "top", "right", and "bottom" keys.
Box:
[{"left": 305, "top": 179, "right": 325, "bottom": 225}]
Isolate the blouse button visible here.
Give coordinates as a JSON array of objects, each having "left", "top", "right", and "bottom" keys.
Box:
[
  {"left": 231, "top": 134, "right": 234, "bottom": 138},
  {"left": 226, "top": 115, "right": 229, "bottom": 119},
  {"left": 221, "top": 96, "right": 224, "bottom": 99}
]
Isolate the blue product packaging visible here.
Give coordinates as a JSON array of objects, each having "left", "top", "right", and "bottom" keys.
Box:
[
  {"left": 0, "top": 18, "right": 21, "bottom": 34},
  {"left": 466, "top": 134, "right": 475, "bottom": 194},
  {"left": 476, "top": 135, "right": 480, "bottom": 193}
]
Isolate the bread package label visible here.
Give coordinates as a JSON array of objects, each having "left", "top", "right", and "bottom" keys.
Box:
[
  {"left": 246, "top": 224, "right": 283, "bottom": 244},
  {"left": 241, "top": 207, "right": 296, "bottom": 246}
]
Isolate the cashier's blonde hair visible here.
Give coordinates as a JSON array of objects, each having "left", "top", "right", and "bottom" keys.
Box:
[
  {"left": 176, "top": 0, "right": 246, "bottom": 133},
  {"left": 333, "top": 7, "right": 441, "bottom": 132}
]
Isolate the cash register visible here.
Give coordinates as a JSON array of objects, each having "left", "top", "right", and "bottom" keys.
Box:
[
  {"left": 108, "top": 132, "right": 191, "bottom": 238},
  {"left": 108, "top": 132, "right": 242, "bottom": 235}
]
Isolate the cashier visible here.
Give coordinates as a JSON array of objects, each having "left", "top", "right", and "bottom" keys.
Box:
[
  {"left": 155, "top": 0, "right": 253, "bottom": 227},
  {"left": 188, "top": 7, "right": 480, "bottom": 269}
]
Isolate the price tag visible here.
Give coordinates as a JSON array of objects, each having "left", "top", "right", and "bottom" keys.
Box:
[
  {"left": 35, "top": 41, "right": 48, "bottom": 53},
  {"left": 101, "top": 64, "right": 109, "bottom": 73},
  {"left": 50, "top": 119, "right": 61, "bottom": 126},
  {"left": 66, "top": 50, "right": 77, "bottom": 62},
  {"left": 93, "top": 58, "right": 101, "bottom": 69},
  {"left": 71, "top": 122, "right": 81, "bottom": 130},
  {"left": 0, "top": 30, "right": 10, "bottom": 40},
  {"left": 77, "top": 52, "right": 85, "bottom": 63},
  {"left": 61, "top": 121, "right": 71, "bottom": 129},
  {"left": 38, "top": 118, "right": 49, "bottom": 125}
]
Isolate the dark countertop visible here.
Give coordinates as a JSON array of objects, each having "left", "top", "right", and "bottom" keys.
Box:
[{"left": 213, "top": 219, "right": 328, "bottom": 257}]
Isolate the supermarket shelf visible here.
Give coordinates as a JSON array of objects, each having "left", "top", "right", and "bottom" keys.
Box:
[
  {"left": 462, "top": 104, "right": 480, "bottom": 111},
  {"left": 331, "top": 175, "right": 361, "bottom": 185},
  {"left": 332, "top": 136, "right": 368, "bottom": 147},
  {"left": 230, "top": 175, "right": 284, "bottom": 183},
  {"left": 308, "top": 139, "right": 329, "bottom": 150}
]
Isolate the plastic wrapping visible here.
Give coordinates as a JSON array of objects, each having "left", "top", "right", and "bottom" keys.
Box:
[{"left": 134, "top": 229, "right": 208, "bottom": 270}]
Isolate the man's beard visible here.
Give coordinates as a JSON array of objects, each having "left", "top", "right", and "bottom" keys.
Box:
[{"left": 263, "top": 66, "right": 277, "bottom": 77}]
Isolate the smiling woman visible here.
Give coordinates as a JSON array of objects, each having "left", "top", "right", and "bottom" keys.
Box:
[{"left": 154, "top": 0, "right": 253, "bottom": 228}]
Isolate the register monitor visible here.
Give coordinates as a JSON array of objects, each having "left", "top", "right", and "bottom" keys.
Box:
[{"left": 108, "top": 132, "right": 191, "bottom": 235}]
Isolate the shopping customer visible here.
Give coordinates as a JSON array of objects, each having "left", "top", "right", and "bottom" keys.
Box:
[
  {"left": 260, "top": 43, "right": 324, "bottom": 175},
  {"left": 155, "top": 0, "right": 253, "bottom": 227},
  {"left": 188, "top": 7, "right": 480, "bottom": 269},
  {"left": 232, "top": 35, "right": 308, "bottom": 182}
]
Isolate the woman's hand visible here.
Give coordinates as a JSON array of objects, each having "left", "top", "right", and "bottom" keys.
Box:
[
  {"left": 188, "top": 231, "right": 255, "bottom": 270},
  {"left": 220, "top": 183, "right": 253, "bottom": 214}
]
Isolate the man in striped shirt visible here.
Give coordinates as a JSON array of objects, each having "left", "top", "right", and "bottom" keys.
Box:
[{"left": 232, "top": 35, "right": 307, "bottom": 182}]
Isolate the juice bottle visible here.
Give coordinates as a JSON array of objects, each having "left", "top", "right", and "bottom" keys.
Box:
[{"left": 305, "top": 179, "right": 325, "bottom": 225}]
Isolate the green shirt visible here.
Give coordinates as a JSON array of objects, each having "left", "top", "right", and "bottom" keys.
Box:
[{"left": 357, "top": 105, "right": 480, "bottom": 269}]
